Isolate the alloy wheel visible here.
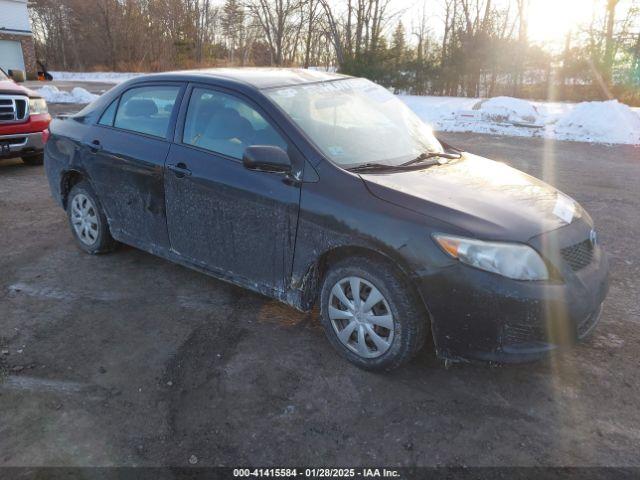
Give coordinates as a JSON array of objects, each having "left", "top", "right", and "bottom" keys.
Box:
[
  {"left": 328, "top": 276, "right": 395, "bottom": 358},
  {"left": 70, "top": 193, "right": 99, "bottom": 246}
]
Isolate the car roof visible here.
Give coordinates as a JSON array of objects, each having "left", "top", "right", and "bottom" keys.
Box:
[{"left": 139, "top": 68, "right": 350, "bottom": 90}]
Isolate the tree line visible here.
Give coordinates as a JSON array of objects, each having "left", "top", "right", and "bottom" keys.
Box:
[{"left": 30, "top": 0, "right": 640, "bottom": 104}]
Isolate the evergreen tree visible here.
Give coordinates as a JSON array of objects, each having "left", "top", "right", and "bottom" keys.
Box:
[
  {"left": 391, "top": 21, "right": 406, "bottom": 69},
  {"left": 221, "top": 0, "right": 244, "bottom": 63},
  {"left": 390, "top": 21, "right": 408, "bottom": 92}
]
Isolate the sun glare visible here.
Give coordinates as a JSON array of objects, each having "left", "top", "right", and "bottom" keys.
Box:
[{"left": 528, "top": 0, "right": 595, "bottom": 45}]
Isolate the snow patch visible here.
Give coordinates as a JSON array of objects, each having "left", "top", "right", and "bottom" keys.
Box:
[
  {"left": 43, "top": 71, "right": 640, "bottom": 144},
  {"left": 34, "top": 85, "right": 98, "bottom": 104},
  {"left": 400, "top": 94, "right": 640, "bottom": 145},
  {"left": 49, "top": 71, "right": 143, "bottom": 84},
  {"left": 554, "top": 100, "right": 640, "bottom": 145},
  {"left": 308, "top": 65, "right": 338, "bottom": 73},
  {"left": 473, "top": 96, "right": 541, "bottom": 124}
]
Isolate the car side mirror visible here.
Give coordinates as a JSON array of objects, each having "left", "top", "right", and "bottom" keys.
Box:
[
  {"left": 243, "top": 145, "right": 291, "bottom": 174},
  {"left": 8, "top": 69, "right": 26, "bottom": 83}
]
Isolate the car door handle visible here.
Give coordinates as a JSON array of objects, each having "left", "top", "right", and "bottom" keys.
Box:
[
  {"left": 88, "top": 139, "right": 102, "bottom": 152},
  {"left": 168, "top": 162, "right": 192, "bottom": 177}
]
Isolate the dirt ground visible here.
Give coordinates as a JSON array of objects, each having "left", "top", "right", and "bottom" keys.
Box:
[{"left": 1, "top": 101, "right": 639, "bottom": 467}]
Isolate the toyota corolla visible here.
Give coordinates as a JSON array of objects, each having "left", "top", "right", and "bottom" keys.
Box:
[{"left": 44, "top": 69, "right": 609, "bottom": 370}]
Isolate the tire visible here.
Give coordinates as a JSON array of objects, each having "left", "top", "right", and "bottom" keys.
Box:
[
  {"left": 319, "top": 255, "right": 428, "bottom": 371},
  {"left": 22, "top": 153, "right": 44, "bottom": 166},
  {"left": 66, "top": 181, "right": 117, "bottom": 254}
]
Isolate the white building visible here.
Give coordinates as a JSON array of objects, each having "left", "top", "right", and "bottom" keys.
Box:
[{"left": 0, "top": 0, "right": 37, "bottom": 78}]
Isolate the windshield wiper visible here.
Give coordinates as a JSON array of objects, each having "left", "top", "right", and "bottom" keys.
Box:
[
  {"left": 400, "top": 151, "right": 462, "bottom": 168},
  {"left": 347, "top": 162, "right": 399, "bottom": 173},
  {"left": 348, "top": 151, "right": 463, "bottom": 173}
]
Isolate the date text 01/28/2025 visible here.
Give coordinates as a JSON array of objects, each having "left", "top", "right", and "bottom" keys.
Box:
[{"left": 233, "top": 468, "right": 401, "bottom": 477}]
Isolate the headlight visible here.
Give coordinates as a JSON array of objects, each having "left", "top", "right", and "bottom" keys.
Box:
[
  {"left": 433, "top": 234, "right": 549, "bottom": 281},
  {"left": 29, "top": 98, "right": 48, "bottom": 115}
]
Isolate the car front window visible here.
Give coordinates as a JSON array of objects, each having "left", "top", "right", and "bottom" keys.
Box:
[
  {"left": 183, "top": 88, "right": 287, "bottom": 160},
  {"left": 265, "top": 78, "right": 443, "bottom": 167},
  {"left": 0, "top": 69, "right": 8, "bottom": 81}
]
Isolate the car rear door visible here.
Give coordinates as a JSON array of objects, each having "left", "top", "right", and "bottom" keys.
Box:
[
  {"left": 164, "top": 84, "right": 301, "bottom": 294},
  {"left": 86, "top": 83, "right": 184, "bottom": 250}
]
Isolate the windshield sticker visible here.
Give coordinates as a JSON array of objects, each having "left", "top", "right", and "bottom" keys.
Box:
[
  {"left": 365, "top": 86, "right": 394, "bottom": 103},
  {"left": 553, "top": 194, "right": 576, "bottom": 224},
  {"left": 300, "top": 78, "right": 367, "bottom": 94},
  {"left": 327, "top": 146, "right": 345, "bottom": 156},
  {"left": 276, "top": 88, "right": 298, "bottom": 98}
]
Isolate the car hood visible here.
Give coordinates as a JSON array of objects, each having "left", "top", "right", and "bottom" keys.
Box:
[
  {"left": 361, "top": 154, "right": 587, "bottom": 242},
  {"left": 0, "top": 79, "right": 38, "bottom": 97}
]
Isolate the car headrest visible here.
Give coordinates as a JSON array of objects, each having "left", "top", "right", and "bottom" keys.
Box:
[
  {"left": 125, "top": 99, "right": 158, "bottom": 117},
  {"left": 194, "top": 98, "right": 223, "bottom": 127},
  {"left": 206, "top": 108, "right": 254, "bottom": 140}
]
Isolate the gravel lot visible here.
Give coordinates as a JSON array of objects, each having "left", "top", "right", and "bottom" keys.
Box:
[{"left": 1, "top": 101, "right": 639, "bottom": 467}]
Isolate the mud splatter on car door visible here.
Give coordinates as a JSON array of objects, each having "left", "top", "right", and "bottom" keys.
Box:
[{"left": 164, "top": 142, "right": 300, "bottom": 295}]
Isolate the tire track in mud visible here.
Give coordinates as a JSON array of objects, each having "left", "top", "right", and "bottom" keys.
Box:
[
  {"left": 156, "top": 290, "right": 318, "bottom": 465},
  {"left": 158, "top": 289, "right": 254, "bottom": 465}
]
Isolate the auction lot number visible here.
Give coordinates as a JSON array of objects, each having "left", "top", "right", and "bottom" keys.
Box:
[{"left": 234, "top": 468, "right": 400, "bottom": 478}]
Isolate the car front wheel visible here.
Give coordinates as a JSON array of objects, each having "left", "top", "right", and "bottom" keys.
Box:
[
  {"left": 67, "top": 182, "right": 117, "bottom": 254},
  {"left": 320, "top": 256, "right": 428, "bottom": 371}
]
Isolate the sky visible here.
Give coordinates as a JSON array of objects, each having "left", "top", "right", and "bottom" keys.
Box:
[
  {"left": 527, "top": 0, "right": 597, "bottom": 44},
  {"left": 395, "top": 0, "right": 638, "bottom": 50}
]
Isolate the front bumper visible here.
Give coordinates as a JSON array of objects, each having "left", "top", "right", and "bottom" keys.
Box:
[
  {"left": 418, "top": 232, "right": 609, "bottom": 363},
  {"left": 0, "top": 131, "right": 45, "bottom": 159}
]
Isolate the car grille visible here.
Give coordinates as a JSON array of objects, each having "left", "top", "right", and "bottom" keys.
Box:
[
  {"left": 503, "top": 322, "right": 547, "bottom": 345},
  {"left": 0, "top": 136, "right": 27, "bottom": 147},
  {"left": 561, "top": 239, "right": 594, "bottom": 271},
  {"left": 0, "top": 95, "right": 29, "bottom": 123}
]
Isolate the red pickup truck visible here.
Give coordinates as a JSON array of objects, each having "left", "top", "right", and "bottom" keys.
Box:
[{"left": 0, "top": 68, "right": 51, "bottom": 165}]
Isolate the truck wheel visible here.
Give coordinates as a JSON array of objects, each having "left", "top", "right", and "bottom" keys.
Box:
[
  {"left": 319, "top": 256, "right": 428, "bottom": 371},
  {"left": 67, "top": 182, "right": 117, "bottom": 254},
  {"left": 22, "top": 153, "right": 44, "bottom": 166}
]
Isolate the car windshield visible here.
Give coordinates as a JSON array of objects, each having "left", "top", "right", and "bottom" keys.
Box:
[
  {"left": 0, "top": 69, "right": 8, "bottom": 81},
  {"left": 265, "top": 78, "right": 443, "bottom": 168}
]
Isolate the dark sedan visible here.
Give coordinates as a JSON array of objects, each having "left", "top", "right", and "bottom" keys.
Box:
[{"left": 44, "top": 69, "right": 609, "bottom": 370}]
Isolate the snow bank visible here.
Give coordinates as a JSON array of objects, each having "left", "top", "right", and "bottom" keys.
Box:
[
  {"left": 553, "top": 100, "right": 640, "bottom": 145},
  {"left": 308, "top": 66, "right": 338, "bottom": 73},
  {"left": 473, "top": 96, "right": 541, "bottom": 124},
  {"left": 400, "top": 94, "right": 640, "bottom": 145},
  {"left": 401, "top": 95, "right": 477, "bottom": 126},
  {"left": 35, "top": 85, "right": 98, "bottom": 104},
  {"left": 42, "top": 71, "right": 640, "bottom": 144},
  {"left": 49, "top": 71, "right": 143, "bottom": 84}
]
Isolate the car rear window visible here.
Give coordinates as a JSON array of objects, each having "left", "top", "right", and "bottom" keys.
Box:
[
  {"left": 98, "top": 99, "right": 118, "bottom": 126},
  {"left": 113, "top": 86, "right": 180, "bottom": 138}
]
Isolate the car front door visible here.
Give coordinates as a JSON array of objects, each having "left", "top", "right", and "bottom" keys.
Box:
[
  {"left": 164, "top": 85, "right": 301, "bottom": 294},
  {"left": 87, "top": 83, "right": 184, "bottom": 250}
]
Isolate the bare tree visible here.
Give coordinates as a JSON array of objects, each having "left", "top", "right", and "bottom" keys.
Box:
[
  {"left": 604, "top": 0, "right": 621, "bottom": 82},
  {"left": 246, "top": 0, "right": 304, "bottom": 65},
  {"left": 303, "top": 0, "right": 320, "bottom": 67},
  {"left": 222, "top": 0, "right": 244, "bottom": 63},
  {"left": 26, "top": 0, "right": 640, "bottom": 106}
]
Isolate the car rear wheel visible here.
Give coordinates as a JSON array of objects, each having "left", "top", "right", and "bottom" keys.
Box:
[
  {"left": 21, "top": 153, "right": 44, "bottom": 166},
  {"left": 319, "top": 256, "right": 428, "bottom": 371},
  {"left": 67, "top": 182, "right": 117, "bottom": 254}
]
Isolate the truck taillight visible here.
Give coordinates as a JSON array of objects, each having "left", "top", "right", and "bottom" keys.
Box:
[{"left": 42, "top": 129, "right": 50, "bottom": 145}]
